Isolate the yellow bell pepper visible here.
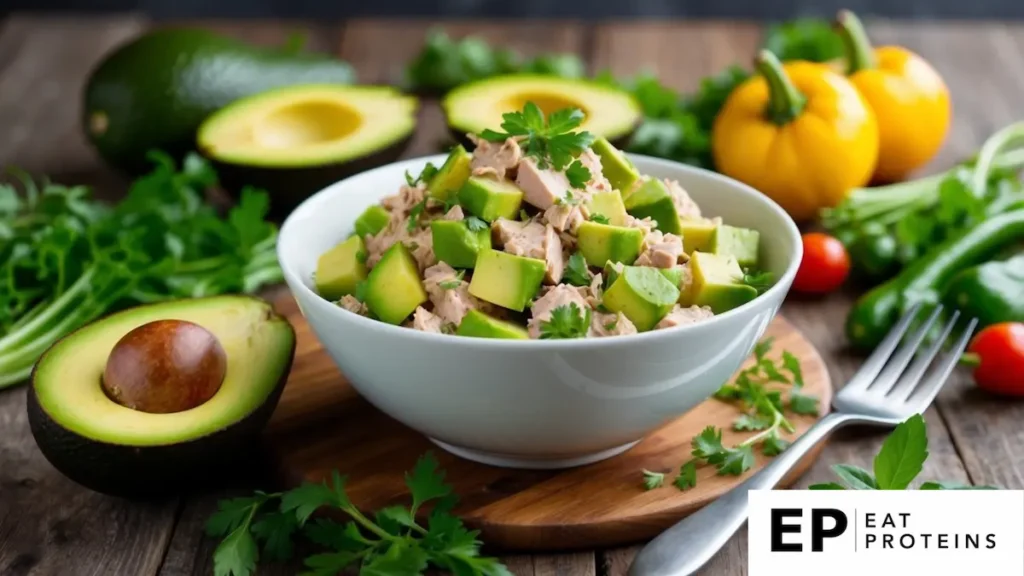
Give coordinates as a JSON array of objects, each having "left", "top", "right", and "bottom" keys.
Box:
[
  {"left": 836, "top": 10, "right": 951, "bottom": 183},
  {"left": 712, "top": 51, "right": 879, "bottom": 223}
]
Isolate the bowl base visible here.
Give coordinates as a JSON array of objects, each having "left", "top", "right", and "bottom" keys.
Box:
[{"left": 428, "top": 438, "right": 641, "bottom": 469}]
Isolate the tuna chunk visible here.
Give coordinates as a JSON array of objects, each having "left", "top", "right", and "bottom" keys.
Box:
[
  {"left": 636, "top": 232, "right": 685, "bottom": 268},
  {"left": 365, "top": 218, "right": 437, "bottom": 272},
  {"left": 422, "top": 263, "right": 479, "bottom": 325},
  {"left": 491, "top": 218, "right": 528, "bottom": 248},
  {"left": 580, "top": 273, "right": 603, "bottom": 308},
  {"left": 655, "top": 305, "right": 714, "bottom": 330},
  {"left": 469, "top": 135, "right": 523, "bottom": 180},
  {"left": 338, "top": 295, "right": 368, "bottom": 316},
  {"left": 527, "top": 285, "right": 590, "bottom": 339},
  {"left": 625, "top": 215, "right": 658, "bottom": 237},
  {"left": 411, "top": 306, "right": 444, "bottom": 333},
  {"left": 496, "top": 220, "right": 564, "bottom": 284},
  {"left": 516, "top": 157, "right": 571, "bottom": 209},
  {"left": 664, "top": 179, "right": 703, "bottom": 220},
  {"left": 543, "top": 199, "right": 589, "bottom": 233},
  {"left": 442, "top": 205, "right": 465, "bottom": 221},
  {"left": 589, "top": 311, "right": 638, "bottom": 337},
  {"left": 577, "top": 148, "right": 613, "bottom": 192},
  {"left": 381, "top": 183, "right": 428, "bottom": 217},
  {"left": 542, "top": 225, "right": 565, "bottom": 284}
]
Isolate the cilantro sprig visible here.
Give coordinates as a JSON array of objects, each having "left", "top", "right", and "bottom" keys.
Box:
[
  {"left": 562, "top": 252, "right": 592, "bottom": 287},
  {"left": 478, "top": 102, "right": 595, "bottom": 174},
  {"left": 206, "top": 453, "right": 511, "bottom": 576},
  {"left": 538, "top": 303, "right": 591, "bottom": 339},
  {"left": 809, "top": 414, "right": 999, "bottom": 491},
  {"left": 438, "top": 270, "right": 466, "bottom": 290}
]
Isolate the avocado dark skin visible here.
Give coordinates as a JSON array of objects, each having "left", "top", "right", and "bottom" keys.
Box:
[
  {"left": 208, "top": 133, "right": 413, "bottom": 219},
  {"left": 83, "top": 28, "right": 355, "bottom": 175}
]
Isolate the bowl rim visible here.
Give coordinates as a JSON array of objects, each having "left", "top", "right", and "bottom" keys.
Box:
[{"left": 278, "top": 152, "right": 803, "bottom": 350}]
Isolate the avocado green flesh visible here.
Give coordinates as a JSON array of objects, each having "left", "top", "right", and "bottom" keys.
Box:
[
  {"left": 624, "top": 179, "right": 682, "bottom": 235},
  {"left": 679, "top": 220, "right": 717, "bottom": 253},
  {"left": 710, "top": 225, "right": 761, "bottom": 267},
  {"left": 315, "top": 235, "right": 367, "bottom": 300},
  {"left": 365, "top": 243, "right": 428, "bottom": 325},
  {"left": 592, "top": 137, "right": 641, "bottom": 193},
  {"left": 689, "top": 252, "right": 758, "bottom": 313},
  {"left": 602, "top": 266, "right": 680, "bottom": 331},
  {"left": 458, "top": 177, "right": 524, "bottom": 222},
  {"left": 431, "top": 220, "right": 492, "bottom": 269},
  {"left": 457, "top": 309, "right": 529, "bottom": 339},
  {"left": 428, "top": 145, "right": 472, "bottom": 200},
  {"left": 586, "top": 190, "right": 629, "bottom": 226},
  {"left": 31, "top": 296, "right": 294, "bottom": 447},
  {"left": 468, "top": 249, "right": 546, "bottom": 312},
  {"left": 84, "top": 28, "right": 356, "bottom": 173},
  {"left": 354, "top": 205, "right": 391, "bottom": 238},
  {"left": 577, "top": 221, "right": 643, "bottom": 268}
]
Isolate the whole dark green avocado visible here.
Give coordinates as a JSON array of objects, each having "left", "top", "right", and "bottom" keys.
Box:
[{"left": 83, "top": 28, "right": 356, "bottom": 174}]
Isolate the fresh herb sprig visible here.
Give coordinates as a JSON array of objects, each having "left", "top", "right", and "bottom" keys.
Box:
[
  {"left": 405, "top": 162, "right": 439, "bottom": 188},
  {"left": 562, "top": 252, "right": 592, "bottom": 287},
  {"left": 478, "top": 102, "right": 595, "bottom": 178},
  {"left": 810, "top": 414, "right": 999, "bottom": 490},
  {"left": 438, "top": 270, "right": 466, "bottom": 290},
  {"left": 0, "top": 152, "right": 281, "bottom": 389},
  {"left": 206, "top": 453, "right": 511, "bottom": 576},
  {"left": 538, "top": 303, "right": 591, "bottom": 339}
]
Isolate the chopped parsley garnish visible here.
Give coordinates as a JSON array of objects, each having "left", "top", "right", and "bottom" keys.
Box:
[
  {"left": 590, "top": 213, "right": 610, "bottom": 224},
  {"left": 478, "top": 102, "right": 595, "bottom": 171},
  {"left": 642, "top": 469, "right": 665, "bottom": 490},
  {"left": 741, "top": 268, "right": 774, "bottom": 295},
  {"left": 438, "top": 270, "right": 466, "bottom": 290},
  {"left": 538, "top": 303, "right": 591, "bottom": 339},
  {"left": 406, "top": 199, "right": 429, "bottom": 232},
  {"left": 565, "top": 159, "right": 592, "bottom": 189},
  {"left": 464, "top": 215, "right": 489, "bottom": 232},
  {"left": 558, "top": 189, "right": 583, "bottom": 206},
  {"left": 562, "top": 252, "right": 591, "bottom": 287},
  {"left": 603, "top": 319, "right": 618, "bottom": 331},
  {"left": 405, "top": 162, "right": 439, "bottom": 187}
]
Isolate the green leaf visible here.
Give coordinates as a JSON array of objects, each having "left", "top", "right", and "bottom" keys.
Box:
[
  {"left": 781, "top": 350, "right": 804, "bottom": 388},
  {"left": 301, "top": 551, "right": 361, "bottom": 576},
  {"left": 406, "top": 451, "right": 453, "bottom": 514},
  {"left": 716, "top": 445, "right": 755, "bottom": 476},
  {"left": 832, "top": 464, "right": 878, "bottom": 490},
  {"left": 874, "top": 414, "right": 928, "bottom": 490},
  {"left": 761, "top": 433, "right": 791, "bottom": 456},
  {"left": 789, "top": 392, "right": 820, "bottom": 416},
  {"left": 753, "top": 337, "right": 774, "bottom": 361},
  {"left": 362, "top": 540, "right": 431, "bottom": 576},
  {"left": 673, "top": 460, "right": 698, "bottom": 490},
  {"left": 538, "top": 303, "right": 591, "bottom": 339},
  {"left": 741, "top": 269, "right": 774, "bottom": 295},
  {"left": 565, "top": 160, "right": 592, "bottom": 189},
  {"left": 251, "top": 511, "right": 298, "bottom": 562},
  {"left": 589, "top": 213, "right": 610, "bottom": 224},
  {"left": 809, "top": 482, "right": 847, "bottom": 490},
  {"left": 733, "top": 413, "right": 772, "bottom": 431},
  {"left": 919, "top": 481, "right": 998, "bottom": 490},
  {"left": 464, "top": 216, "right": 488, "bottom": 232},
  {"left": 546, "top": 107, "right": 586, "bottom": 133},
  {"left": 303, "top": 519, "right": 369, "bottom": 551},
  {"left": 758, "top": 358, "right": 790, "bottom": 383},
  {"left": 206, "top": 495, "right": 268, "bottom": 537},
  {"left": 378, "top": 505, "right": 418, "bottom": 529},
  {"left": 213, "top": 523, "right": 259, "bottom": 576},
  {"left": 562, "top": 252, "right": 592, "bottom": 287},
  {"left": 281, "top": 480, "right": 342, "bottom": 525},
  {"left": 762, "top": 18, "right": 845, "bottom": 62},
  {"left": 642, "top": 469, "right": 665, "bottom": 490},
  {"left": 439, "top": 269, "right": 466, "bottom": 290},
  {"left": 691, "top": 426, "right": 726, "bottom": 460}
]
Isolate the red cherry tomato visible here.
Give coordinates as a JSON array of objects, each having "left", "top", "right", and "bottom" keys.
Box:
[
  {"left": 792, "top": 232, "right": 851, "bottom": 294},
  {"left": 967, "top": 322, "right": 1024, "bottom": 396}
]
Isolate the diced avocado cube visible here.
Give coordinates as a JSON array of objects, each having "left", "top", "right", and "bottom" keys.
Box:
[
  {"left": 458, "top": 176, "right": 524, "bottom": 222},
  {"left": 468, "top": 249, "right": 546, "bottom": 312},
  {"left": 457, "top": 309, "right": 529, "bottom": 339},
  {"left": 659, "top": 266, "right": 684, "bottom": 288},
  {"left": 679, "top": 219, "right": 717, "bottom": 253},
  {"left": 602, "top": 266, "right": 680, "bottom": 332},
  {"left": 354, "top": 205, "right": 391, "bottom": 238},
  {"left": 623, "top": 178, "right": 681, "bottom": 235},
  {"left": 577, "top": 221, "right": 644, "bottom": 268},
  {"left": 431, "top": 220, "right": 491, "bottom": 269},
  {"left": 689, "top": 251, "right": 758, "bottom": 313},
  {"left": 710, "top": 225, "right": 760, "bottom": 267},
  {"left": 603, "top": 261, "right": 625, "bottom": 289},
  {"left": 586, "top": 190, "right": 629, "bottom": 226},
  {"left": 315, "top": 235, "right": 368, "bottom": 301},
  {"left": 427, "top": 145, "right": 472, "bottom": 201},
  {"left": 592, "top": 137, "right": 641, "bottom": 193},
  {"left": 364, "top": 243, "right": 428, "bottom": 325}
]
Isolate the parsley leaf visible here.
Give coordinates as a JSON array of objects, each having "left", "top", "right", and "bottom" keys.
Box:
[
  {"left": 589, "top": 213, "right": 610, "bottom": 224},
  {"left": 761, "top": 432, "right": 790, "bottom": 456},
  {"left": 830, "top": 464, "right": 878, "bottom": 490},
  {"left": 478, "top": 101, "right": 595, "bottom": 172},
  {"left": 673, "top": 460, "right": 698, "bottom": 490},
  {"left": 716, "top": 445, "right": 755, "bottom": 476},
  {"left": 538, "top": 303, "right": 591, "bottom": 339},
  {"left": 642, "top": 469, "right": 665, "bottom": 490},
  {"left": 438, "top": 270, "right": 466, "bottom": 290},
  {"left": 250, "top": 511, "right": 298, "bottom": 562},
  {"left": 565, "top": 159, "right": 592, "bottom": 189},
  {"left": 873, "top": 413, "right": 928, "bottom": 490},
  {"left": 742, "top": 269, "right": 774, "bottom": 295},
  {"left": 406, "top": 162, "right": 439, "bottom": 187},
  {"left": 733, "top": 413, "right": 772, "bottom": 431},
  {"left": 407, "top": 199, "right": 429, "bottom": 232},
  {"left": 464, "top": 215, "right": 489, "bottom": 232},
  {"left": 919, "top": 481, "right": 999, "bottom": 490},
  {"left": 789, "top": 391, "right": 820, "bottom": 415},
  {"left": 562, "top": 252, "right": 591, "bottom": 287}
]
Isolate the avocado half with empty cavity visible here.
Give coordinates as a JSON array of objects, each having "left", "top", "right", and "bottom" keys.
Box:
[
  {"left": 442, "top": 75, "right": 641, "bottom": 148},
  {"left": 27, "top": 295, "right": 295, "bottom": 498},
  {"left": 198, "top": 84, "right": 418, "bottom": 217}
]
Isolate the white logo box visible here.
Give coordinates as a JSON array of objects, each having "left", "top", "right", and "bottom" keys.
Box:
[{"left": 749, "top": 489, "right": 1024, "bottom": 576}]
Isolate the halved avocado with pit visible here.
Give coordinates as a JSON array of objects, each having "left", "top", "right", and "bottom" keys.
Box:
[
  {"left": 27, "top": 295, "right": 295, "bottom": 497},
  {"left": 442, "top": 75, "right": 641, "bottom": 148},
  {"left": 198, "top": 84, "right": 418, "bottom": 217}
]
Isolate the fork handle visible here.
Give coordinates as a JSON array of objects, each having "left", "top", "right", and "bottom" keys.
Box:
[{"left": 629, "top": 412, "right": 876, "bottom": 576}]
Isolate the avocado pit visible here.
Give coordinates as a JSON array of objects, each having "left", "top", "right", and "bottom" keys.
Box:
[{"left": 102, "top": 319, "right": 227, "bottom": 414}]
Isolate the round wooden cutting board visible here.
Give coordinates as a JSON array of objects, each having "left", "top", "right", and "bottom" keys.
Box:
[{"left": 266, "top": 296, "right": 833, "bottom": 551}]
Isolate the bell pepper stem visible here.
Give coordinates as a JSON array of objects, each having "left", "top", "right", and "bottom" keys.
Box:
[
  {"left": 836, "top": 10, "right": 877, "bottom": 74},
  {"left": 755, "top": 49, "right": 806, "bottom": 125}
]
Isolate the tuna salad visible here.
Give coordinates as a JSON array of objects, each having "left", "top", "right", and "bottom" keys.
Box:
[{"left": 313, "top": 103, "right": 770, "bottom": 339}]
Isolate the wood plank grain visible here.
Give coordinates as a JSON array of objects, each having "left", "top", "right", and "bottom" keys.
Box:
[
  {"left": 0, "top": 14, "right": 184, "bottom": 576},
  {"left": 865, "top": 21, "right": 1024, "bottom": 491}
]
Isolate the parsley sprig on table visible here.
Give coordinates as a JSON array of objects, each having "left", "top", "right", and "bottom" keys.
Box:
[
  {"left": 643, "top": 337, "right": 819, "bottom": 491},
  {"left": 810, "top": 414, "right": 999, "bottom": 491},
  {"left": 478, "top": 102, "right": 595, "bottom": 187},
  {"left": 206, "top": 453, "right": 511, "bottom": 576},
  {"left": 538, "top": 303, "right": 591, "bottom": 339}
]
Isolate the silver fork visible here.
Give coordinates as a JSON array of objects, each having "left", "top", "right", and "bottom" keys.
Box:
[{"left": 629, "top": 304, "right": 978, "bottom": 576}]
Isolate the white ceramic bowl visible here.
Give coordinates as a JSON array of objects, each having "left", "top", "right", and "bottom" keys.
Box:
[{"left": 278, "top": 154, "right": 802, "bottom": 469}]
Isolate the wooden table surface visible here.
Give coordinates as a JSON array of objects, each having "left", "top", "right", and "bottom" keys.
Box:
[{"left": 1, "top": 14, "right": 1023, "bottom": 576}]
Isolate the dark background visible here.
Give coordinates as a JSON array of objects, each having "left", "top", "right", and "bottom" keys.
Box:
[{"left": 2, "top": 0, "right": 1024, "bottom": 19}]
